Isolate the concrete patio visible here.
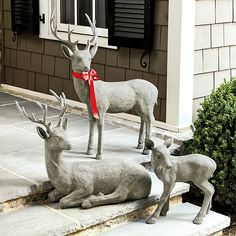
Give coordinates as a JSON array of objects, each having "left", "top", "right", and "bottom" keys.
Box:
[
  {"left": 0, "top": 91, "right": 230, "bottom": 236},
  {"left": 0, "top": 91, "right": 162, "bottom": 204}
]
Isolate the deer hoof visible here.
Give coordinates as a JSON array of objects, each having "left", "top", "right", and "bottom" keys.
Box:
[
  {"left": 142, "top": 149, "right": 150, "bottom": 155},
  {"left": 82, "top": 200, "right": 92, "bottom": 209},
  {"left": 60, "top": 200, "right": 69, "bottom": 209},
  {"left": 87, "top": 148, "right": 94, "bottom": 155},
  {"left": 160, "top": 211, "right": 168, "bottom": 216},
  {"left": 48, "top": 190, "right": 62, "bottom": 203},
  {"left": 48, "top": 192, "right": 57, "bottom": 203},
  {"left": 193, "top": 215, "right": 204, "bottom": 224},
  {"left": 137, "top": 143, "right": 144, "bottom": 149},
  {"left": 146, "top": 217, "right": 157, "bottom": 224},
  {"left": 96, "top": 154, "right": 102, "bottom": 160}
]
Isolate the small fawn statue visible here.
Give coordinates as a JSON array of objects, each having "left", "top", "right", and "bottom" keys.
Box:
[
  {"left": 50, "top": 11, "right": 158, "bottom": 159},
  {"left": 145, "top": 138, "right": 216, "bottom": 225},
  {"left": 16, "top": 91, "right": 152, "bottom": 209}
]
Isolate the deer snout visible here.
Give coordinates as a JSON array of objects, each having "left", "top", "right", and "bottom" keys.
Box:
[
  {"left": 163, "top": 156, "right": 172, "bottom": 169},
  {"left": 166, "top": 163, "right": 172, "bottom": 169},
  {"left": 64, "top": 140, "right": 72, "bottom": 150},
  {"left": 66, "top": 143, "right": 72, "bottom": 150},
  {"left": 84, "top": 66, "right": 90, "bottom": 72}
]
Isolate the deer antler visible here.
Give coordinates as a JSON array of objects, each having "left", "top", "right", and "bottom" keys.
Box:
[
  {"left": 50, "top": 9, "right": 78, "bottom": 51},
  {"left": 16, "top": 91, "right": 68, "bottom": 131},
  {"left": 16, "top": 100, "right": 52, "bottom": 132},
  {"left": 85, "top": 13, "right": 98, "bottom": 50},
  {"left": 49, "top": 90, "right": 68, "bottom": 119}
]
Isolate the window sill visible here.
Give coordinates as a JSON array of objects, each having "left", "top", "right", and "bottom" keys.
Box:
[{"left": 39, "top": 31, "right": 117, "bottom": 50}]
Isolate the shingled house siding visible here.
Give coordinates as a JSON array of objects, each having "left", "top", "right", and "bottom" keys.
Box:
[
  {"left": 2, "top": 0, "right": 168, "bottom": 122},
  {"left": 193, "top": 0, "right": 236, "bottom": 121},
  {"left": 0, "top": 0, "right": 2, "bottom": 82}
]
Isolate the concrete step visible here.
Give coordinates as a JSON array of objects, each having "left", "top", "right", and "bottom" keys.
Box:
[
  {"left": 100, "top": 203, "right": 231, "bottom": 236},
  {"left": 0, "top": 173, "right": 189, "bottom": 236}
]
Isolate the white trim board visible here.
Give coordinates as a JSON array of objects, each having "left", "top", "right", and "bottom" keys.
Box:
[{"left": 166, "top": 0, "right": 196, "bottom": 128}]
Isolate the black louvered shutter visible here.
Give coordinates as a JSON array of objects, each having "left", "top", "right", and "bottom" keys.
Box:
[
  {"left": 108, "top": 0, "right": 154, "bottom": 50},
  {"left": 11, "top": 0, "right": 40, "bottom": 35}
]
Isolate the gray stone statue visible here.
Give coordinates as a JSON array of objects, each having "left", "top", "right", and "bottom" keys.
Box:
[
  {"left": 50, "top": 11, "right": 158, "bottom": 159},
  {"left": 16, "top": 91, "right": 152, "bottom": 209},
  {"left": 145, "top": 138, "right": 216, "bottom": 225}
]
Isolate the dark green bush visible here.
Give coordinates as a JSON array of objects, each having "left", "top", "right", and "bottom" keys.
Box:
[{"left": 186, "top": 78, "right": 236, "bottom": 209}]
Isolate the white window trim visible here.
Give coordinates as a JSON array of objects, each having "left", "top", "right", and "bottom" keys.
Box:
[{"left": 39, "top": 0, "right": 116, "bottom": 49}]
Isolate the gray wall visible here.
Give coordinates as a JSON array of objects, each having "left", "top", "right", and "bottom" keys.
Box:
[{"left": 193, "top": 0, "right": 236, "bottom": 120}]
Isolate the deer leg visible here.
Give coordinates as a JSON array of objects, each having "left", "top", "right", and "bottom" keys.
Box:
[
  {"left": 146, "top": 182, "right": 175, "bottom": 224},
  {"left": 206, "top": 198, "right": 212, "bottom": 214},
  {"left": 193, "top": 180, "right": 215, "bottom": 224},
  {"left": 48, "top": 189, "right": 66, "bottom": 203},
  {"left": 96, "top": 112, "right": 105, "bottom": 159},
  {"left": 137, "top": 119, "right": 145, "bottom": 149},
  {"left": 160, "top": 196, "right": 170, "bottom": 216},
  {"left": 87, "top": 106, "right": 96, "bottom": 155},
  {"left": 142, "top": 114, "right": 154, "bottom": 155},
  {"left": 59, "top": 193, "right": 104, "bottom": 209},
  {"left": 59, "top": 189, "right": 92, "bottom": 209},
  {"left": 82, "top": 190, "right": 128, "bottom": 209}
]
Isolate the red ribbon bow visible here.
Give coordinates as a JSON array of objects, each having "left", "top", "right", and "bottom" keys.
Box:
[{"left": 72, "top": 69, "right": 100, "bottom": 119}]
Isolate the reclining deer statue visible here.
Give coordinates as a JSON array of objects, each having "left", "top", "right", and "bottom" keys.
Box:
[
  {"left": 145, "top": 138, "right": 216, "bottom": 225},
  {"left": 50, "top": 11, "right": 158, "bottom": 159},
  {"left": 16, "top": 91, "right": 152, "bottom": 209}
]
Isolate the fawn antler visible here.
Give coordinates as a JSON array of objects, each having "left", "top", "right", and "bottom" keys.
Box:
[{"left": 50, "top": 9, "right": 78, "bottom": 51}]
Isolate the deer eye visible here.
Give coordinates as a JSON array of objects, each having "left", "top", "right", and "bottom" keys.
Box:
[
  {"left": 54, "top": 137, "right": 60, "bottom": 142},
  {"left": 155, "top": 152, "right": 161, "bottom": 158},
  {"left": 76, "top": 57, "right": 82, "bottom": 63}
]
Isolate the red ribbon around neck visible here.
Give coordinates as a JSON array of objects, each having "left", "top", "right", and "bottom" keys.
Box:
[{"left": 72, "top": 69, "right": 100, "bottom": 119}]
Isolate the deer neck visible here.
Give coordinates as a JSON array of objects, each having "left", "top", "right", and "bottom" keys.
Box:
[
  {"left": 72, "top": 76, "right": 90, "bottom": 104},
  {"left": 44, "top": 144, "right": 66, "bottom": 183}
]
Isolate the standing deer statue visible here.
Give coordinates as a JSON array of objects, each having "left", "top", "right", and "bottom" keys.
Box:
[
  {"left": 16, "top": 91, "right": 152, "bottom": 209},
  {"left": 50, "top": 11, "right": 158, "bottom": 159},
  {"left": 145, "top": 138, "right": 216, "bottom": 225}
]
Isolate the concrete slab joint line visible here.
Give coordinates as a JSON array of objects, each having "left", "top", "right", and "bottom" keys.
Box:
[
  {"left": 42, "top": 204, "right": 81, "bottom": 227},
  {"left": 0, "top": 165, "right": 37, "bottom": 185}
]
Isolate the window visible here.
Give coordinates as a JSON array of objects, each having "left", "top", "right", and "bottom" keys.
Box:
[
  {"left": 39, "top": 0, "right": 153, "bottom": 49},
  {"left": 39, "top": 0, "right": 112, "bottom": 48},
  {"left": 60, "top": 0, "right": 107, "bottom": 28}
]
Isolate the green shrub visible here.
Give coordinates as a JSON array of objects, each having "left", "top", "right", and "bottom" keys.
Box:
[{"left": 186, "top": 78, "right": 236, "bottom": 209}]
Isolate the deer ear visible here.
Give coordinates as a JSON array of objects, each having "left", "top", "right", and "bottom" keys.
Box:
[
  {"left": 36, "top": 127, "right": 49, "bottom": 139},
  {"left": 145, "top": 138, "right": 155, "bottom": 150},
  {"left": 164, "top": 138, "right": 173, "bottom": 148},
  {"left": 61, "top": 45, "right": 73, "bottom": 59},
  {"left": 90, "top": 43, "right": 98, "bottom": 58},
  {"left": 62, "top": 118, "right": 68, "bottom": 130}
]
